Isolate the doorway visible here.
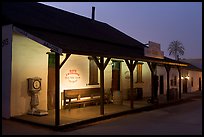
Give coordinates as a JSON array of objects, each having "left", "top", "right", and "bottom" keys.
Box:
[
  {"left": 159, "top": 75, "right": 164, "bottom": 94},
  {"left": 111, "top": 61, "right": 121, "bottom": 104},
  {"left": 183, "top": 78, "right": 188, "bottom": 93},
  {"left": 199, "top": 77, "right": 201, "bottom": 91},
  {"left": 112, "top": 61, "right": 120, "bottom": 91}
]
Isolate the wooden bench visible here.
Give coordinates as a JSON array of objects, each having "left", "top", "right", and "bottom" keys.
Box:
[{"left": 63, "top": 88, "right": 101, "bottom": 110}]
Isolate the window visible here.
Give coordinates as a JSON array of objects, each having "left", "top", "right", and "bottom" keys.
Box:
[
  {"left": 88, "top": 57, "right": 98, "bottom": 85},
  {"left": 174, "top": 76, "right": 177, "bottom": 86},
  {"left": 191, "top": 77, "right": 193, "bottom": 87},
  {"left": 136, "top": 62, "right": 143, "bottom": 83},
  {"left": 170, "top": 79, "right": 173, "bottom": 86},
  {"left": 171, "top": 76, "right": 177, "bottom": 86}
]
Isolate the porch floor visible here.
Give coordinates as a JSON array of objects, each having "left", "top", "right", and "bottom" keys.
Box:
[
  {"left": 12, "top": 91, "right": 201, "bottom": 127},
  {"left": 13, "top": 99, "right": 151, "bottom": 127}
]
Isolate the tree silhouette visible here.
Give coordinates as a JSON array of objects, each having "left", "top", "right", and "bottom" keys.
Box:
[{"left": 168, "top": 40, "right": 185, "bottom": 60}]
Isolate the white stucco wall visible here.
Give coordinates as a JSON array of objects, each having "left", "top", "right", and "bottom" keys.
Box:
[
  {"left": 60, "top": 54, "right": 90, "bottom": 90},
  {"left": 157, "top": 66, "right": 202, "bottom": 95},
  {"left": 157, "top": 66, "right": 182, "bottom": 95},
  {"left": 11, "top": 32, "right": 50, "bottom": 116},
  {"left": 186, "top": 70, "right": 202, "bottom": 92},
  {"left": 121, "top": 61, "right": 152, "bottom": 99}
]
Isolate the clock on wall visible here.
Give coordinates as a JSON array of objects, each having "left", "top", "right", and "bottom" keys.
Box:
[
  {"left": 28, "top": 77, "right": 42, "bottom": 91},
  {"left": 33, "top": 79, "right": 41, "bottom": 89},
  {"left": 27, "top": 77, "right": 48, "bottom": 116}
]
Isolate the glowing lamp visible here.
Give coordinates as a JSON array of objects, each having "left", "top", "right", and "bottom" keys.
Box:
[{"left": 185, "top": 76, "right": 190, "bottom": 80}]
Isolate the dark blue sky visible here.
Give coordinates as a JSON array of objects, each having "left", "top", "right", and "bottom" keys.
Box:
[{"left": 41, "top": 2, "right": 202, "bottom": 59}]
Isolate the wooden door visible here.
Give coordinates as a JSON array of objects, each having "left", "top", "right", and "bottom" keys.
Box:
[
  {"left": 159, "top": 75, "right": 164, "bottom": 94},
  {"left": 199, "top": 77, "right": 201, "bottom": 91},
  {"left": 112, "top": 61, "right": 120, "bottom": 91},
  {"left": 183, "top": 78, "right": 188, "bottom": 93}
]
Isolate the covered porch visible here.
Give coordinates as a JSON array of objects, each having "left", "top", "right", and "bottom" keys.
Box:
[
  {"left": 2, "top": 2, "right": 189, "bottom": 129},
  {"left": 13, "top": 100, "right": 151, "bottom": 127},
  {"left": 12, "top": 90, "right": 201, "bottom": 128}
]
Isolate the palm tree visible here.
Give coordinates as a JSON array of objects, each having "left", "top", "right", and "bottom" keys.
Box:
[{"left": 168, "top": 40, "right": 185, "bottom": 60}]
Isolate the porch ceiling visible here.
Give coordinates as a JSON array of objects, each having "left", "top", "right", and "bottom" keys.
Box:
[
  {"left": 14, "top": 25, "right": 145, "bottom": 60},
  {"left": 12, "top": 25, "right": 189, "bottom": 67},
  {"left": 13, "top": 24, "right": 188, "bottom": 67}
]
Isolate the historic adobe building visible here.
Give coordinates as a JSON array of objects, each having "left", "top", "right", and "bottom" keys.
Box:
[{"left": 2, "top": 2, "right": 202, "bottom": 128}]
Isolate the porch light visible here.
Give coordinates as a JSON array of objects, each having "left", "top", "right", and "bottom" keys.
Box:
[
  {"left": 185, "top": 76, "right": 190, "bottom": 80},
  {"left": 181, "top": 76, "right": 184, "bottom": 79}
]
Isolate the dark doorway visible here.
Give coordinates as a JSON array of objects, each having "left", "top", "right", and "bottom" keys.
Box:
[
  {"left": 199, "top": 77, "right": 201, "bottom": 91},
  {"left": 153, "top": 75, "right": 159, "bottom": 98},
  {"left": 183, "top": 78, "right": 188, "bottom": 93},
  {"left": 111, "top": 61, "right": 122, "bottom": 104},
  {"left": 112, "top": 61, "right": 120, "bottom": 91},
  {"left": 159, "top": 75, "right": 164, "bottom": 94}
]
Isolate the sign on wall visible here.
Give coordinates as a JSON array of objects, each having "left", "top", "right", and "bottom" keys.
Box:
[{"left": 65, "top": 70, "right": 80, "bottom": 83}]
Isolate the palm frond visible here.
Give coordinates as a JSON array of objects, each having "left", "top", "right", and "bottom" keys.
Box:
[{"left": 168, "top": 40, "right": 185, "bottom": 60}]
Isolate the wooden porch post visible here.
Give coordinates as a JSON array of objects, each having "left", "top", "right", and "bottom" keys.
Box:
[
  {"left": 92, "top": 56, "right": 111, "bottom": 115},
  {"left": 147, "top": 62, "right": 157, "bottom": 101},
  {"left": 55, "top": 52, "right": 60, "bottom": 126},
  {"left": 99, "top": 57, "right": 105, "bottom": 115},
  {"left": 54, "top": 53, "right": 71, "bottom": 126},
  {"left": 60, "top": 53, "right": 71, "bottom": 110},
  {"left": 177, "top": 66, "right": 182, "bottom": 99},
  {"left": 125, "top": 59, "right": 137, "bottom": 109},
  {"left": 164, "top": 64, "right": 171, "bottom": 101}
]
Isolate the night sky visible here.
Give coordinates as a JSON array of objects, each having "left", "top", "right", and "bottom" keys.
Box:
[{"left": 40, "top": 2, "right": 202, "bottom": 59}]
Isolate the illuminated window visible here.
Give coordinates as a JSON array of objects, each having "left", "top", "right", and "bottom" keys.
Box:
[
  {"left": 136, "top": 62, "right": 143, "bottom": 83},
  {"left": 191, "top": 77, "right": 193, "bottom": 87},
  {"left": 88, "top": 57, "right": 98, "bottom": 85}
]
